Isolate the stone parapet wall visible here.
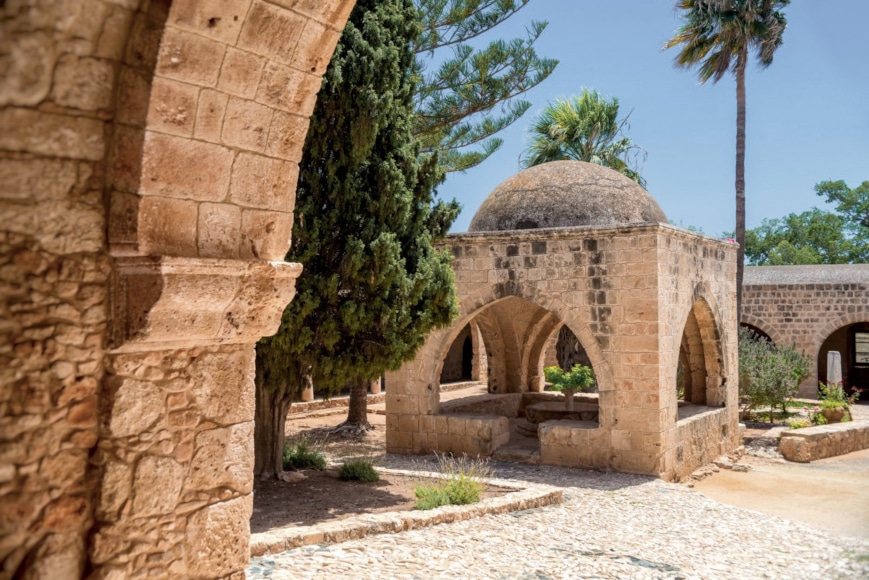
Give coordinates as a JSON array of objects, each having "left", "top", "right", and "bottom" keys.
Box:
[
  {"left": 779, "top": 421, "right": 869, "bottom": 463},
  {"left": 385, "top": 414, "right": 509, "bottom": 457},
  {"left": 669, "top": 408, "right": 731, "bottom": 481}
]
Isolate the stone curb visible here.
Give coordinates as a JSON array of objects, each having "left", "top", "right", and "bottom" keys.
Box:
[{"left": 249, "top": 468, "right": 563, "bottom": 557}]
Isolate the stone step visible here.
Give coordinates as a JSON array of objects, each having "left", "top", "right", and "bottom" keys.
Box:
[{"left": 493, "top": 445, "right": 540, "bottom": 465}]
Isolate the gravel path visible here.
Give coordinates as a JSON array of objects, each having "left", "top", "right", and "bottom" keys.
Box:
[{"left": 248, "top": 456, "right": 869, "bottom": 579}]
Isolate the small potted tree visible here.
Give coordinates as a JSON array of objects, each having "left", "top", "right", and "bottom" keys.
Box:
[{"left": 544, "top": 364, "right": 596, "bottom": 411}]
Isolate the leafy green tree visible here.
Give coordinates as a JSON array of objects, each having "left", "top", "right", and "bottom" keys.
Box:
[
  {"left": 743, "top": 180, "right": 869, "bottom": 265},
  {"left": 744, "top": 208, "right": 854, "bottom": 265},
  {"left": 254, "top": 0, "right": 459, "bottom": 478},
  {"left": 521, "top": 89, "right": 646, "bottom": 186},
  {"left": 413, "top": 0, "right": 558, "bottom": 172},
  {"left": 815, "top": 179, "right": 869, "bottom": 247},
  {"left": 665, "top": 0, "right": 789, "bottom": 312}
]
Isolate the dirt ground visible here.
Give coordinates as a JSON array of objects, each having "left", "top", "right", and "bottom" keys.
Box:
[
  {"left": 250, "top": 411, "right": 513, "bottom": 535},
  {"left": 693, "top": 449, "right": 869, "bottom": 539}
]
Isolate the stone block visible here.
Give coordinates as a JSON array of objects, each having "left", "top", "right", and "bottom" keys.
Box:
[
  {"left": 0, "top": 108, "right": 105, "bottom": 161},
  {"left": 198, "top": 203, "right": 241, "bottom": 258},
  {"left": 156, "top": 27, "right": 226, "bottom": 87},
  {"left": 0, "top": 158, "right": 77, "bottom": 202},
  {"left": 419, "top": 414, "right": 435, "bottom": 434},
  {"left": 110, "top": 125, "right": 145, "bottom": 194},
  {"left": 51, "top": 54, "right": 115, "bottom": 111},
  {"left": 107, "top": 378, "right": 165, "bottom": 438},
  {"left": 219, "top": 48, "right": 266, "bottom": 99},
  {"left": 146, "top": 77, "right": 199, "bottom": 137},
  {"left": 256, "top": 62, "right": 321, "bottom": 116},
  {"left": 266, "top": 111, "right": 310, "bottom": 162},
  {"left": 222, "top": 98, "right": 273, "bottom": 152},
  {"left": 138, "top": 196, "right": 199, "bottom": 256},
  {"left": 230, "top": 153, "right": 298, "bottom": 211},
  {"left": 398, "top": 414, "right": 419, "bottom": 433},
  {"left": 447, "top": 416, "right": 467, "bottom": 436},
  {"left": 238, "top": 1, "right": 306, "bottom": 65},
  {"left": 131, "top": 455, "right": 183, "bottom": 516},
  {"left": 169, "top": 0, "right": 251, "bottom": 44},
  {"left": 292, "top": 19, "right": 341, "bottom": 76},
  {"left": 184, "top": 495, "right": 252, "bottom": 577},
  {"left": 195, "top": 89, "right": 229, "bottom": 144},
  {"left": 0, "top": 31, "right": 55, "bottom": 107},
  {"left": 189, "top": 347, "right": 255, "bottom": 424},
  {"left": 188, "top": 422, "right": 254, "bottom": 494},
  {"left": 140, "top": 132, "right": 234, "bottom": 202}
]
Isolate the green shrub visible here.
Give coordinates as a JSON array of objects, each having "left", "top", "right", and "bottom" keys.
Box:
[
  {"left": 282, "top": 436, "right": 326, "bottom": 471},
  {"left": 414, "top": 485, "right": 452, "bottom": 510},
  {"left": 339, "top": 458, "right": 380, "bottom": 482},
  {"left": 414, "top": 453, "right": 491, "bottom": 510},
  {"left": 787, "top": 417, "right": 811, "bottom": 430},
  {"left": 738, "top": 327, "right": 811, "bottom": 422}
]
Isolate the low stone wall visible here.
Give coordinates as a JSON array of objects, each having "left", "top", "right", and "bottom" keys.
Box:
[
  {"left": 439, "top": 393, "right": 522, "bottom": 418},
  {"left": 538, "top": 420, "right": 606, "bottom": 469},
  {"left": 671, "top": 408, "right": 732, "bottom": 481},
  {"left": 386, "top": 414, "right": 509, "bottom": 456},
  {"left": 779, "top": 421, "right": 869, "bottom": 463}
]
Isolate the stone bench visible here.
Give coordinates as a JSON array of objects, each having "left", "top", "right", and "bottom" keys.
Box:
[{"left": 778, "top": 421, "right": 869, "bottom": 463}]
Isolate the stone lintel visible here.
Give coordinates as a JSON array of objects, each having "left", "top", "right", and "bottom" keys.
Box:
[{"left": 109, "top": 256, "right": 302, "bottom": 351}]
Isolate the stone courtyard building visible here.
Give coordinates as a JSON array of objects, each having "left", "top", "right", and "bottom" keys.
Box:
[
  {"left": 385, "top": 161, "right": 741, "bottom": 482},
  {"left": 741, "top": 264, "right": 869, "bottom": 396}
]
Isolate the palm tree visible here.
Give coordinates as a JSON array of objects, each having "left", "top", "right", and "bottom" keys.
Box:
[
  {"left": 522, "top": 89, "right": 646, "bottom": 187},
  {"left": 665, "top": 0, "right": 788, "bottom": 313}
]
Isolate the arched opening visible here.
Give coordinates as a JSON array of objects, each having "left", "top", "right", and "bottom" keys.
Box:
[
  {"left": 677, "top": 298, "right": 725, "bottom": 416},
  {"left": 817, "top": 321, "right": 869, "bottom": 400},
  {"left": 740, "top": 322, "right": 773, "bottom": 343},
  {"left": 440, "top": 323, "right": 476, "bottom": 384}
]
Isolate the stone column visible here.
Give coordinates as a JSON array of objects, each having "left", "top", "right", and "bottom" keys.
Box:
[
  {"left": 369, "top": 377, "right": 381, "bottom": 395},
  {"left": 88, "top": 258, "right": 301, "bottom": 578}
]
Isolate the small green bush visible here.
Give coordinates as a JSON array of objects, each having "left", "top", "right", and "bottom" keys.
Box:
[
  {"left": 786, "top": 417, "right": 811, "bottom": 430},
  {"left": 414, "top": 453, "right": 491, "bottom": 510},
  {"left": 414, "top": 485, "right": 451, "bottom": 510},
  {"left": 544, "top": 364, "right": 595, "bottom": 392},
  {"left": 282, "top": 437, "right": 326, "bottom": 471},
  {"left": 339, "top": 458, "right": 380, "bottom": 483}
]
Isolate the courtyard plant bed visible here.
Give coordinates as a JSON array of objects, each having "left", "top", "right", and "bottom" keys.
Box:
[{"left": 249, "top": 467, "right": 562, "bottom": 556}]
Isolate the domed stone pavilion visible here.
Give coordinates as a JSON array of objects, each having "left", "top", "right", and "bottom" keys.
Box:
[{"left": 385, "top": 161, "right": 739, "bottom": 481}]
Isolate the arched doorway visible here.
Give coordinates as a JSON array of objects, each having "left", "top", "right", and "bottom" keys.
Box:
[
  {"left": 440, "top": 323, "right": 476, "bottom": 383},
  {"left": 677, "top": 298, "right": 725, "bottom": 410},
  {"left": 817, "top": 322, "right": 869, "bottom": 398}
]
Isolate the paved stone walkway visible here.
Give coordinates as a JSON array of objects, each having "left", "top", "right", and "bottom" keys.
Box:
[{"left": 248, "top": 456, "right": 869, "bottom": 579}]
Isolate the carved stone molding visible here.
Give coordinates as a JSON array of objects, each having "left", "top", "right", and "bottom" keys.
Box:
[{"left": 109, "top": 256, "right": 302, "bottom": 351}]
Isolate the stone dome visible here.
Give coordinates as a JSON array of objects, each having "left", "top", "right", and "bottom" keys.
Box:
[{"left": 467, "top": 160, "right": 667, "bottom": 232}]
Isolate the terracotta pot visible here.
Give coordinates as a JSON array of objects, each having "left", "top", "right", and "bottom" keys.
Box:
[{"left": 822, "top": 407, "right": 846, "bottom": 424}]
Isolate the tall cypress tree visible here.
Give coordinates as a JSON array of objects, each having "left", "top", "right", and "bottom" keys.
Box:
[{"left": 254, "top": 0, "right": 460, "bottom": 477}]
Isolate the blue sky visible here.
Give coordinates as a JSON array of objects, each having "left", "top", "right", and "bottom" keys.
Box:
[{"left": 439, "top": 1, "right": 869, "bottom": 236}]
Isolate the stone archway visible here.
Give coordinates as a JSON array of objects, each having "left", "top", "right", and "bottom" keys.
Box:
[
  {"left": 677, "top": 297, "right": 725, "bottom": 409},
  {"left": 0, "top": 1, "right": 355, "bottom": 576}
]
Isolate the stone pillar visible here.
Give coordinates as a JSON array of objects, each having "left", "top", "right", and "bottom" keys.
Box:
[
  {"left": 369, "top": 377, "right": 382, "bottom": 395},
  {"left": 88, "top": 258, "right": 301, "bottom": 578}
]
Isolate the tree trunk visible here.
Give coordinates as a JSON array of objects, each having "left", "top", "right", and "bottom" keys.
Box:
[
  {"left": 253, "top": 378, "right": 294, "bottom": 480},
  {"left": 332, "top": 377, "right": 373, "bottom": 437},
  {"left": 735, "top": 50, "right": 747, "bottom": 318}
]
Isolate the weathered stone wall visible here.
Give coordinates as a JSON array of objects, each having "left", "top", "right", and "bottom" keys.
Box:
[
  {"left": 740, "top": 265, "right": 869, "bottom": 397},
  {"left": 385, "top": 225, "right": 738, "bottom": 480},
  {"left": 1, "top": 0, "right": 354, "bottom": 576}
]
